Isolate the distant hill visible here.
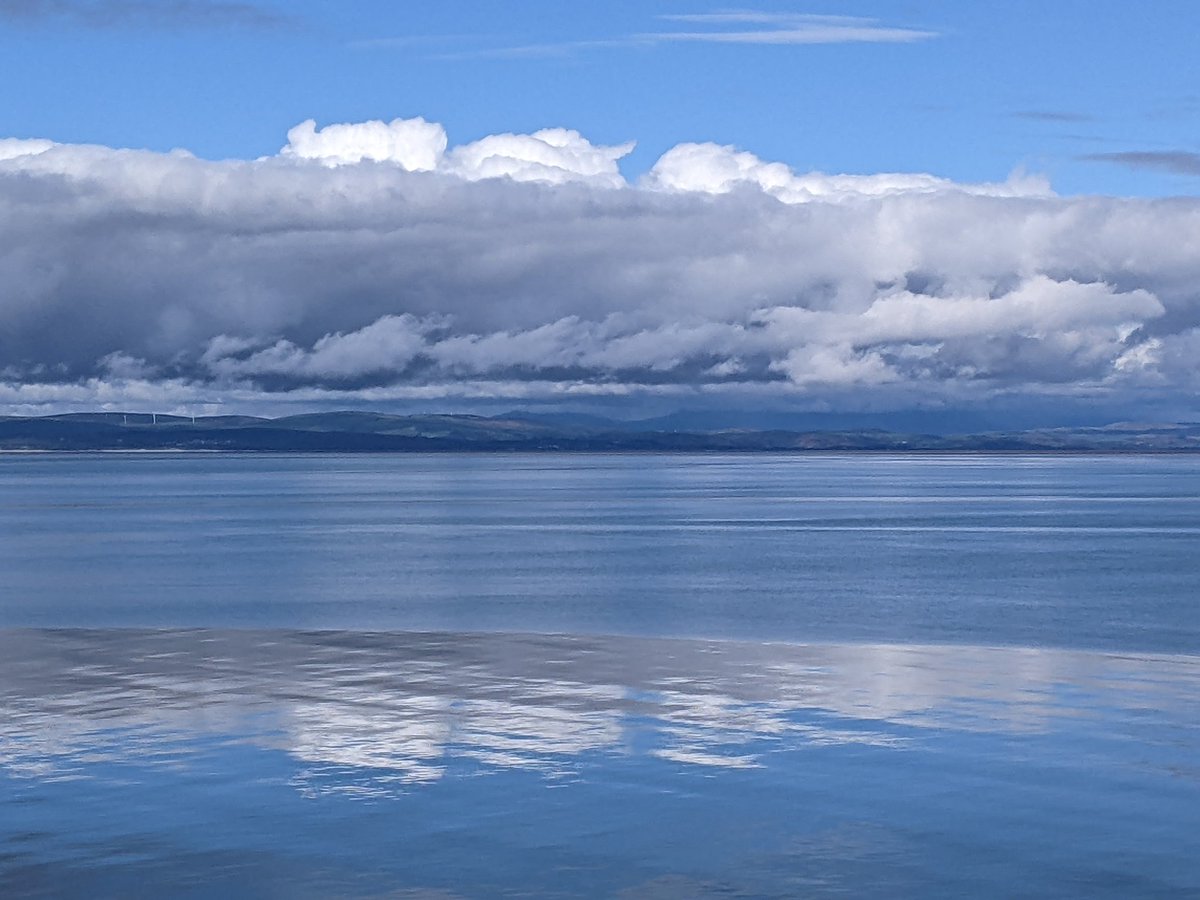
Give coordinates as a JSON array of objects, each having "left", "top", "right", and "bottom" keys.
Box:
[{"left": 2, "top": 412, "right": 1200, "bottom": 453}]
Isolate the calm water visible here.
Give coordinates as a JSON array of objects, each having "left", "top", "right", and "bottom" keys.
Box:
[
  {"left": 1, "top": 453, "right": 1199, "bottom": 896},
  {"left": 3, "top": 453, "right": 1200, "bottom": 648}
]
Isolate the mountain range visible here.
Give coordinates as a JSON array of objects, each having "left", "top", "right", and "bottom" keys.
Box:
[{"left": 2, "top": 412, "right": 1200, "bottom": 453}]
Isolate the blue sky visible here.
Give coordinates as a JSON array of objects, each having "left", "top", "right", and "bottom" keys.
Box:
[
  {"left": 2, "top": 2, "right": 1199, "bottom": 423},
  {"left": 2, "top": 0, "right": 1198, "bottom": 196}
]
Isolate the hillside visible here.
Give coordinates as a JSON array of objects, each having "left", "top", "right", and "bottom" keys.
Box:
[{"left": 2, "top": 412, "right": 1200, "bottom": 453}]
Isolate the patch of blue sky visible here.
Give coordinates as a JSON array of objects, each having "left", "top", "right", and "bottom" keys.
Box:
[{"left": 1, "top": 0, "right": 1196, "bottom": 196}]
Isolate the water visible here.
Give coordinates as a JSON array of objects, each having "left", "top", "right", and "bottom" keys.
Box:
[
  {"left": 1, "top": 454, "right": 1199, "bottom": 896},
  {"left": 3, "top": 453, "right": 1199, "bottom": 649}
]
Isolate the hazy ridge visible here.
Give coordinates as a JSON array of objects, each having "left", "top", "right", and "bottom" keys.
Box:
[{"left": 3, "top": 412, "right": 1200, "bottom": 452}]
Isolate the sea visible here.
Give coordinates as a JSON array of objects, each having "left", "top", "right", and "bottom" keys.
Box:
[{"left": 1, "top": 453, "right": 1198, "bottom": 897}]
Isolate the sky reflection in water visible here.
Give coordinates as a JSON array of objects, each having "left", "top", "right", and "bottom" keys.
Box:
[{"left": 2, "top": 629, "right": 1198, "bottom": 897}]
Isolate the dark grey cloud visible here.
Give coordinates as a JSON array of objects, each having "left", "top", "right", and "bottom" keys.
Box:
[
  {"left": 1082, "top": 151, "right": 1200, "bottom": 176},
  {"left": 1, "top": 123, "right": 1199, "bottom": 419},
  {"left": 0, "top": 0, "right": 291, "bottom": 29}
]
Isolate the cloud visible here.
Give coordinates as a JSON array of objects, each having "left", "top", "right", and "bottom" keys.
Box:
[
  {"left": 0, "top": 0, "right": 291, "bottom": 29},
  {"left": 429, "top": 38, "right": 633, "bottom": 62},
  {"left": 391, "top": 10, "right": 936, "bottom": 61},
  {"left": 1082, "top": 151, "right": 1200, "bottom": 176},
  {"left": 445, "top": 128, "right": 634, "bottom": 187},
  {"left": 661, "top": 12, "right": 867, "bottom": 25},
  {"left": 280, "top": 118, "right": 634, "bottom": 186},
  {"left": 280, "top": 118, "right": 448, "bottom": 170},
  {"left": 1011, "top": 110, "right": 1096, "bottom": 123},
  {"left": 2, "top": 115, "right": 1199, "bottom": 419},
  {"left": 207, "top": 314, "right": 441, "bottom": 381},
  {"left": 647, "top": 11, "right": 937, "bottom": 45},
  {"left": 0, "top": 137, "right": 55, "bottom": 160},
  {"left": 645, "top": 142, "right": 1052, "bottom": 200}
]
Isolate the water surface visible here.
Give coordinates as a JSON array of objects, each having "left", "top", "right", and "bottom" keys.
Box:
[
  {"left": 2, "top": 453, "right": 1198, "bottom": 649},
  {"left": 2, "top": 629, "right": 1198, "bottom": 898},
  {"left": 2, "top": 453, "right": 1198, "bottom": 896}
]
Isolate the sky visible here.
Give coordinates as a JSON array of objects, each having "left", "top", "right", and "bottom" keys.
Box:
[{"left": 1, "top": 1, "right": 1198, "bottom": 426}]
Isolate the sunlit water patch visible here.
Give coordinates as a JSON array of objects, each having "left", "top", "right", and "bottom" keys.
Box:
[{"left": 2, "top": 630, "right": 1197, "bottom": 897}]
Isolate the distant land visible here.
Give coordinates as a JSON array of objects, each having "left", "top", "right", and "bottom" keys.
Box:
[{"left": 3, "top": 412, "right": 1200, "bottom": 453}]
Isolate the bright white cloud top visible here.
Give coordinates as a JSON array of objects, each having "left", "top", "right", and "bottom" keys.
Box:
[
  {"left": 281, "top": 117, "right": 636, "bottom": 187},
  {"left": 280, "top": 117, "right": 449, "bottom": 170},
  {"left": 1, "top": 116, "right": 1197, "bottom": 419}
]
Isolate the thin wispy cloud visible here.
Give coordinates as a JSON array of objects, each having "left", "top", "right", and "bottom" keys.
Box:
[
  {"left": 1011, "top": 110, "right": 1095, "bottom": 123},
  {"left": 1049, "top": 133, "right": 1125, "bottom": 146},
  {"left": 366, "top": 10, "right": 938, "bottom": 61},
  {"left": 1083, "top": 150, "right": 1200, "bottom": 175},
  {"left": 348, "top": 33, "right": 488, "bottom": 51},
  {"left": 432, "top": 38, "right": 637, "bottom": 62},
  {"left": 647, "top": 12, "right": 938, "bottom": 45},
  {"left": 0, "top": 0, "right": 292, "bottom": 29},
  {"left": 661, "top": 12, "right": 869, "bottom": 25}
]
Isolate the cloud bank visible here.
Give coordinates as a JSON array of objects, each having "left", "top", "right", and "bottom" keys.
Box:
[{"left": 1, "top": 115, "right": 1198, "bottom": 420}]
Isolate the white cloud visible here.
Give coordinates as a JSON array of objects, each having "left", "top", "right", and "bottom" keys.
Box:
[
  {"left": 280, "top": 117, "right": 633, "bottom": 187},
  {"left": 280, "top": 117, "right": 448, "bottom": 170},
  {"left": 646, "top": 142, "right": 1053, "bottom": 201},
  {"left": 759, "top": 277, "right": 1162, "bottom": 347},
  {"left": 0, "top": 137, "right": 55, "bottom": 161},
  {"left": 447, "top": 128, "right": 634, "bottom": 187},
  {"left": 209, "top": 314, "right": 440, "bottom": 380},
  {"left": 773, "top": 345, "right": 896, "bottom": 388},
  {"left": 647, "top": 12, "right": 938, "bottom": 45}
]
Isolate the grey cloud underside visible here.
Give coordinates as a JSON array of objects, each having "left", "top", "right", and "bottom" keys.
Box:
[{"left": 2, "top": 143, "right": 1199, "bottom": 416}]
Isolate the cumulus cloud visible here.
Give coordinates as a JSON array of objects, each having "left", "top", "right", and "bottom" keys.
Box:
[
  {"left": 0, "top": 137, "right": 55, "bottom": 160},
  {"left": 1, "top": 114, "right": 1198, "bottom": 419},
  {"left": 280, "top": 117, "right": 634, "bottom": 187},
  {"left": 446, "top": 128, "right": 634, "bottom": 187},
  {"left": 280, "top": 117, "right": 448, "bottom": 170},
  {"left": 646, "top": 142, "right": 1053, "bottom": 200}
]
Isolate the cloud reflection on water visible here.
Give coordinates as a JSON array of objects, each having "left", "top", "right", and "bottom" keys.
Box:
[{"left": 2, "top": 630, "right": 1197, "bottom": 796}]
